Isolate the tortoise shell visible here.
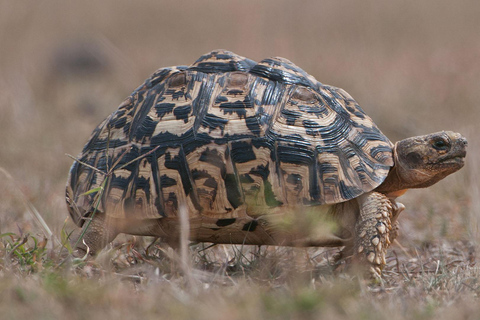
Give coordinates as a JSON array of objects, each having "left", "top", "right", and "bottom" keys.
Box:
[{"left": 66, "top": 50, "right": 393, "bottom": 226}]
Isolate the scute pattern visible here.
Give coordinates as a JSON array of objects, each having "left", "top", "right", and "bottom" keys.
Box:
[{"left": 67, "top": 50, "right": 393, "bottom": 226}]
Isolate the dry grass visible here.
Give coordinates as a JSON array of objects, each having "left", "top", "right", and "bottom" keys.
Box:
[{"left": 0, "top": 0, "right": 480, "bottom": 319}]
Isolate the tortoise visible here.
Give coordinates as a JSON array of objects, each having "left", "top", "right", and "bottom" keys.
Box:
[{"left": 66, "top": 50, "right": 467, "bottom": 276}]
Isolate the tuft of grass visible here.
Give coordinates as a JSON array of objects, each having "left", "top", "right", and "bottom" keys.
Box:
[{"left": 0, "top": 233, "right": 48, "bottom": 274}]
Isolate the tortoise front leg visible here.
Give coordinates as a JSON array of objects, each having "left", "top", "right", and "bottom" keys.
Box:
[{"left": 354, "top": 191, "right": 394, "bottom": 278}]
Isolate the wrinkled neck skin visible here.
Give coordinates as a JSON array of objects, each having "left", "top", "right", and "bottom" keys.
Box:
[{"left": 374, "top": 149, "right": 410, "bottom": 199}]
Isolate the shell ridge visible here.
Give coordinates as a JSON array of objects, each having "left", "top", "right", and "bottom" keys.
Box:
[
  {"left": 192, "top": 73, "right": 217, "bottom": 136},
  {"left": 190, "top": 50, "right": 256, "bottom": 74}
]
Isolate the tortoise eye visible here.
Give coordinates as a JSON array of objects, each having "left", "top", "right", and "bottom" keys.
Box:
[{"left": 432, "top": 138, "right": 450, "bottom": 151}]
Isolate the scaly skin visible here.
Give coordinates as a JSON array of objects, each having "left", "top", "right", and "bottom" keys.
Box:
[
  {"left": 72, "top": 212, "right": 118, "bottom": 256},
  {"left": 332, "top": 197, "right": 403, "bottom": 277},
  {"left": 354, "top": 192, "right": 393, "bottom": 278}
]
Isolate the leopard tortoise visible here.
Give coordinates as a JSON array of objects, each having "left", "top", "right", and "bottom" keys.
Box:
[{"left": 66, "top": 50, "right": 467, "bottom": 276}]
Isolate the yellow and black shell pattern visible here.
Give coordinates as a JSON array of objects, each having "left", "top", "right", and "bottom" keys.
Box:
[{"left": 66, "top": 50, "right": 394, "bottom": 226}]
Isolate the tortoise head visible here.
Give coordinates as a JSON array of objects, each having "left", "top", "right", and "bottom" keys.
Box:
[{"left": 378, "top": 131, "right": 467, "bottom": 194}]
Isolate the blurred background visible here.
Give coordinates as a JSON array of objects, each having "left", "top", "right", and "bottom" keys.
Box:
[{"left": 0, "top": 0, "right": 478, "bottom": 249}]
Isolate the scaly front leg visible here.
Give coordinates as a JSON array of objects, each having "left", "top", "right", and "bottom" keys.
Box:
[{"left": 355, "top": 192, "right": 394, "bottom": 278}]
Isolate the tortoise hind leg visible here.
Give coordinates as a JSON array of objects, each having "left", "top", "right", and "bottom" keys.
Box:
[{"left": 71, "top": 211, "right": 119, "bottom": 256}]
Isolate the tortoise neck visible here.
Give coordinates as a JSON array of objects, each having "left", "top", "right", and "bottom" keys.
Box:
[
  {"left": 375, "top": 143, "right": 409, "bottom": 197},
  {"left": 375, "top": 165, "right": 407, "bottom": 197}
]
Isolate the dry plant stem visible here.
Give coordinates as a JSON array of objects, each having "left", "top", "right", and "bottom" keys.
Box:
[
  {"left": 66, "top": 154, "right": 105, "bottom": 174},
  {"left": 0, "top": 167, "right": 58, "bottom": 247},
  {"left": 179, "top": 204, "right": 195, "bottom": 288},
  {"left": 394, "top": 239, "right": 414, "bottom": 260},
  {"left": 145, "top": 237, "right": 160, "bottom": 256}
]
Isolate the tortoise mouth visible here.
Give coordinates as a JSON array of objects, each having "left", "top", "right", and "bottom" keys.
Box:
[{"left": 436, "top": 151, "right": 466, "bottom": 166}]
